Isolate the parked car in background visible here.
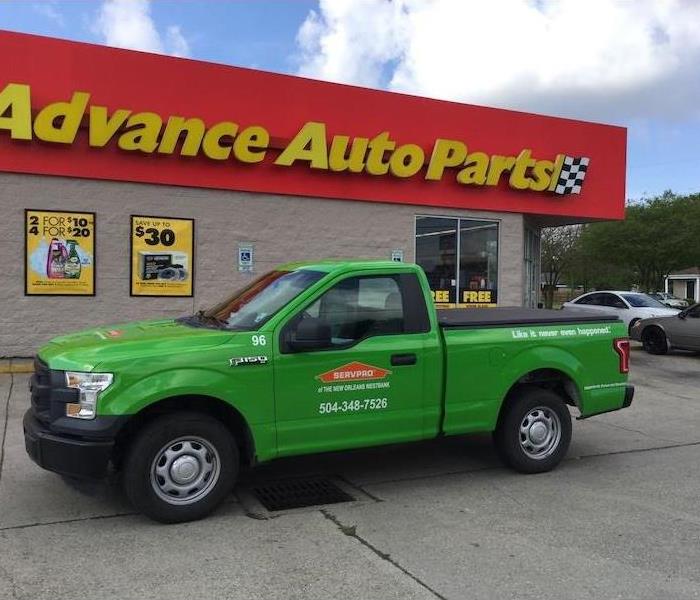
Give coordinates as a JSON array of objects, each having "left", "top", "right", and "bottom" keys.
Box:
[
  {"left": 562, "top": 291, "right": 680, "bottom": 334},
  {"left": 630, "top": 304, "right": 700, "bottom": 354},
  {"left": 649, "top": 292, "right": 689, "bottom": 309}
]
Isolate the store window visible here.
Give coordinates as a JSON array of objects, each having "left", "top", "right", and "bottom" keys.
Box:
[{"left": 415, "top": 216, "right": 498, "bottom": 308}]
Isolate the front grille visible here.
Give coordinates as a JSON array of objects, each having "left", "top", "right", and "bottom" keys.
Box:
[
  {"left": 29, "top": 358, "right": 78, "bottom": 424},
  {"left": 30, "top": 357, "right": 53, "bottom": 423}
]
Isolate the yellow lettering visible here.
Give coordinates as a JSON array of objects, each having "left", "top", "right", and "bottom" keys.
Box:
[
  {"left": 34, "top": 91, "right": 90, "bottom": 144},
  {"left": 365, "top": 132, "right": 395, "bottom": 176},
  {"left": 0, "top": 83, "right": 32, "bottom": 140},
  {"left": 548, "top": 154, "right": 566, "bottom": 191},
  {"left": 201, "top": 121, "right": 238, "bottom": 160},
  {"left": 529, "top": 159, "right": 554, "bottom": 191},
  {"left": 117, "top": 112, "right": 162, "bottom": 153},
  {"left": 328, "top": 135, "right": 368, "bottom": 173},
  {"left": 485, "top": 155, "right": 516, "bottom": 186},
  {"left": 388, "top": 143, "right": 425, "bottom": 178},
  {"left": 158, "top": 116, "right": 205, "bottom": 156},
  {"left": 508, "top": 149, "right": 536, "bottom": 190},
  {"left": 233, "top": 125, "right": 269, "bottom": 163},
  {"left": 434, "top": 290, "right": 450, "bottom": 302},
  {"left": 88, "top": 106, "right": 131, "bottom": 147},
  {"left": 456, "top": 151, "right": 489, "bottom": 185},
  {"left": 426, "top": 139, "right": 467, "bottom": 181},
  {"left": 275, "top": 122, "right": 328, "bottom": 169}
]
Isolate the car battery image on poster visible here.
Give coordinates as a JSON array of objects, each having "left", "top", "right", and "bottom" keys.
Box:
[
  {"left": 130, "top": 215, "right": 194, "bottom": 296},
  {"left": 24, "top": 209, "right": 95, "bottom": 295}
]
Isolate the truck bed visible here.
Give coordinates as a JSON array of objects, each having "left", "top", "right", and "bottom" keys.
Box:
[{"left": 437, "top": 307, "right": 619, "bottom": 328}]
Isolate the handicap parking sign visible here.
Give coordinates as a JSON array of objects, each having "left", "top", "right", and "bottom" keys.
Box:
[{"left": 238, "top": 244, "right": 254, "bottom": 272}]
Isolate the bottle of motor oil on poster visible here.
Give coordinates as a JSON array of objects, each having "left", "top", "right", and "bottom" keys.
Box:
[
  {"left": 64, "top": 240, "right": 81, "bottom": 279},
  {"left": 47, "top": 238, "right": 67, "bottom": 279}
]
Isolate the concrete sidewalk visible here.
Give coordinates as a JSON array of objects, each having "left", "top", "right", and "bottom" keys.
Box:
[{"left": 2, "top": 347, "right": 700, "bottom": 599}]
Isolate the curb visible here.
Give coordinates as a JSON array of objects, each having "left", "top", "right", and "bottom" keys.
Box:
[{"left": 0, "top": 359, "right": 34, "bottom": 374}]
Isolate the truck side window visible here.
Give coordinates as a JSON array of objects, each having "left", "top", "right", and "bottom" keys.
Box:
[{"left": 283, "top": 273, "right": 429, "bottom": 351}]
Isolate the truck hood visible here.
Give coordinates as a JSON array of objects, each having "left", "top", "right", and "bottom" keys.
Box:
[{"left": 38, "top": 318, "right": 234, "bottom": 371}]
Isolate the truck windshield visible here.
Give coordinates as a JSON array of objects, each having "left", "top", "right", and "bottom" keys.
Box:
[
  {"left": 621, "top": 294, "right": 667, "bottom": 308},
  {"left": 191, "top": 269, "right": 325, "bottom": 331}
]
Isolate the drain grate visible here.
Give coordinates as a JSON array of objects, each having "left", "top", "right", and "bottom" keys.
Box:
[{"left": 252, "top": 477, "right": 355, "bottom": 511}]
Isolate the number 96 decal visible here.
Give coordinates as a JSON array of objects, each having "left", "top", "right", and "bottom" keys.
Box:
[
  {"left": 319, "top": 398, "right": 388, "bottom": 414},
  {"left": 251, "top": 335, "right": 267, "bottom": 346}
]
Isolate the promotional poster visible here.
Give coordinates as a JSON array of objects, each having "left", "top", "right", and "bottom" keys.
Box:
[
  {"left": 130, "top": 215, "right": 194, "bottom": 296},
  {"left": 24, "top": 209, "right": 95, "bottom": 295}
]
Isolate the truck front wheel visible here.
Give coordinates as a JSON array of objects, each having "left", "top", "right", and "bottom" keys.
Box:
[
  {"left": 123, "top": 412, "right": 239, "bottom": 523},
  {"left": 494, "top": 389, "right": 572, "bottom": 474}
]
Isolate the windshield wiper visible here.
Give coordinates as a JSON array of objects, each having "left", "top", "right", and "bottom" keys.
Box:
[{"left": 178, "top": 311, "right": 227, "bottom": 329}]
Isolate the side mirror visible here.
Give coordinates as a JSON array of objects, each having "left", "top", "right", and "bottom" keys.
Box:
[
  {"left": 678, "top": 310, "right": 687, "bottom": 320},
  {"left": 289, "top": 317, "right": 331, "bottom": 351}
]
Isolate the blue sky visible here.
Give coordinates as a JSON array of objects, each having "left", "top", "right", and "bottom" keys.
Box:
[{"left": 2, "top": 0, "right": 699, "bottom": 201}]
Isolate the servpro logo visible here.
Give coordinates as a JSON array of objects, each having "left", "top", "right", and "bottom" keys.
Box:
[
  {"left": 0, "top": 82, "right": 588, "bottom": 196},
  {"left": 317, "top": 362, "right": 392, "bottom": 384}
]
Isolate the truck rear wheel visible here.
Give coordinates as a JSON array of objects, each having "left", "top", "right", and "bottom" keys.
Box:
[
  {"left": 494, "top": 388, "right": 572, "bottom": 474},
  {"left": 123, "top": 412, "right": 239, "bottom": 523}
]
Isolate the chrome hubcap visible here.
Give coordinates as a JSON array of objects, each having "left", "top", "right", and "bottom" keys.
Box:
[
  {"left": 519, "top": 407, "right": 561, "bottom": 460},
  {"left": 150, "top": 437, "right": 220, "bottom": 505}
]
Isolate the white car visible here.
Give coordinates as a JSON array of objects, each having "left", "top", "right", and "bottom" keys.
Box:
[
  {"left": 562, "top": 291, "right": 680, "bottom": 334},
  {"left": 650, "top": 292, "right": 689, "bottom": 309}
]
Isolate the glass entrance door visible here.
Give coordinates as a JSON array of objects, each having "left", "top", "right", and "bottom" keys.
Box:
[
  {"left": 415, "top": 216, "right": 458, "bottom": 307},
  {"left": 415, "top": 216, "right": 499, "bottom": 309}
]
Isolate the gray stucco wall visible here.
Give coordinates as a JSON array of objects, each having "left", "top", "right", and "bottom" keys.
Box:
[{"left": 0, "top": 172, "right": 525, "bottom": 356}]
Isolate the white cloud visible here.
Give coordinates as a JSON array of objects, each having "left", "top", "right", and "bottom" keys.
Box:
[
  {"left": 295, "top": 0, "right": 700, "bottom": 122},
  {"left": 95, "top": 0, "right": 190, "bottom": 57},
  {"left": 165, "top": 25, "right": 189, "bottom": 58},
  {"left": 32, "top": 1, "right": 65, "bottom": 27}
]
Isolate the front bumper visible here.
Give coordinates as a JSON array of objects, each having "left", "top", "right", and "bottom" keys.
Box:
[
  {"left": 23, "top": 410, "right": 114, "bottom": 479},
  {"left": 24, "top": 357, "right": 129, "bottom": 479},
  {"left": 629, "top": 321, "right": 643, "bottom": 341}
]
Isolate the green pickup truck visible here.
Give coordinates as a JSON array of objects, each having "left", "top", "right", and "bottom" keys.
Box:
[{"left": 24, "top": 260, "right": 633, "bottom": 522}]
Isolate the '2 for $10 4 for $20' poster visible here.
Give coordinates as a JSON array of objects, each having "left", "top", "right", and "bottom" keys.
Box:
[{"left": 25, "top": 209, "right": 95, "bottom": 295}]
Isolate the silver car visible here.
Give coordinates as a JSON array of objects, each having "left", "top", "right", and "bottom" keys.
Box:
[
  {"left": 650, "top": 292, "right": 689, "bottom": 309},
  {"left": 630, "top": 304, "right": 700, "bottom": 354}
]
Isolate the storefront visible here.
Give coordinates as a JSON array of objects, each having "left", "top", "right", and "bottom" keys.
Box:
[
  {"left": 0, "top": 31, "right": 626, "bottom": 357},
  {"left": 665, "top": 268, "right": 700, "bottom": 303}
]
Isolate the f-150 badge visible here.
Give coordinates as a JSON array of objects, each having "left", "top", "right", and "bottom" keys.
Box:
[{"left": 229, "top": 356, "right": 268, "bottom": 367}]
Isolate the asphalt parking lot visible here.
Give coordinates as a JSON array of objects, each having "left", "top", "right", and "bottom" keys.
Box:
[{"left": 1, "top": 345, "right": 700, "bottom": 600}]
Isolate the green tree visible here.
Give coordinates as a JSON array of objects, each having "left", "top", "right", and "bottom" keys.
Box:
[
  {"left": 561, "top": 191, "right": 700, "bottom": 292},
  {"left": 541, "top": 225, "right": 581, "bottom": 308}
]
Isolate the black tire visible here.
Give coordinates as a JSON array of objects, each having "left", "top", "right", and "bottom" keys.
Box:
[
  {"left": 641, "top": 326, "right": 668, "bottom": 355},
  {"left": 493, "top": 388, "right": 572, "bottom": 474},
  {"left": 123, "top": 412, "right": 239, "bottom": 523}
]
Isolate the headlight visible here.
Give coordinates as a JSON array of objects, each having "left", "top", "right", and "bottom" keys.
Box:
[{"left": 65, "top": 372, "right": 114, "bottom": 420}]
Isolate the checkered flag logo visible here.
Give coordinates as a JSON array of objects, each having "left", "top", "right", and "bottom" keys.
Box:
[{"left": 554, "top": 156, "right": 589, "bottom": 195}]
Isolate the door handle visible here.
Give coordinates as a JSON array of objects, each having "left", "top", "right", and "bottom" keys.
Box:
[{"left": 391, "top": 353, "right": 417, "bottom": 366}]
